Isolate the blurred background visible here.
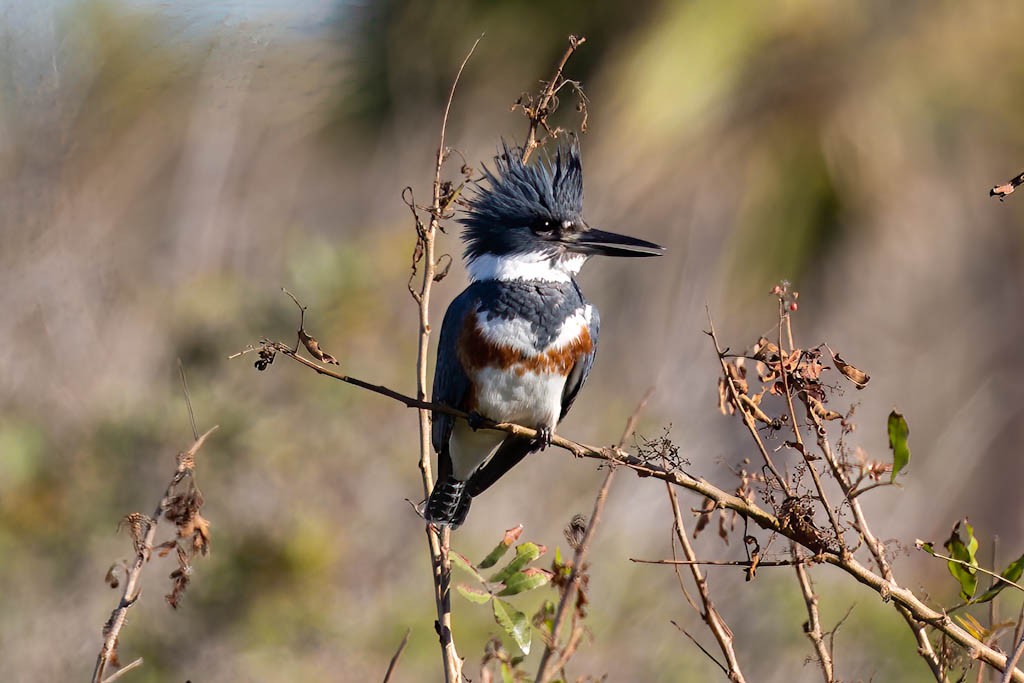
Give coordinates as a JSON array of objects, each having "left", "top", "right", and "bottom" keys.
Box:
[{"left": 3, "top": 0, "right": 1024, "bottom": 680}]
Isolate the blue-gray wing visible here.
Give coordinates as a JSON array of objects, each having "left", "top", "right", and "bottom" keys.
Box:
[
  {"left": 560, "top": 306, "right": 599, "bottom": 420},
  {"left": 431, "top": 287, "right": 479, "bottom": 454}
]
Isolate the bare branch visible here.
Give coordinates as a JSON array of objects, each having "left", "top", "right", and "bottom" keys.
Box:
[
  {"left": 535, "top": 388, "right": 653, "bottom": 683},
  {"left": 666, "top": 481, "right": 747, "bottom": 682},
  {"left": 382, "top": 628, "right": 411, "bottom": 683},
  {"left": 411, "top": 34, "right": 483, "bottom": 683},
  {"left": 793, "top": 543, "right": 835, "bottom": 682}
]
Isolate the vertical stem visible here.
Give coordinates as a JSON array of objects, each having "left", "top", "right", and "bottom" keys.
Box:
[
  {"left": 414, "top": 36, "right": 481, "bottom": 683},
  {"left": 793, "top": 543, "right": 834, "bottom": 682},
  {"left": 666, "top": 484, "right": 747, "bottom": 683}
]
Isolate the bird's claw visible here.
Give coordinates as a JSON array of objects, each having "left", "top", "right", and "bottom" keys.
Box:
[
  {"left": 534, "top": 425, "right": 553, "bottom": 451},
  {"left": 467, "top": 411, "right": 486, "bottom": 432}
]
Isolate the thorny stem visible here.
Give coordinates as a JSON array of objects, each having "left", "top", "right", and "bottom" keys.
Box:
[
  {"left": 667, "top": 482, "right": 747, "bottom": 682},
  {"left": 535, "top": 388, "right": 652, "bottom": 683},
  {"left": 91, "top": 427, "right": 218, "bottom": 683},
  {"left": 793, "top": 543, "right": 834, "bottom": 682},
  {"left": 413, "top": 35, "right": 481, "bottom": 683}
]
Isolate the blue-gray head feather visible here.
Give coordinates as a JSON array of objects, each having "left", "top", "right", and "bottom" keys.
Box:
[{"left": 460, "top": 140, "right": 584, "bottom": 260}]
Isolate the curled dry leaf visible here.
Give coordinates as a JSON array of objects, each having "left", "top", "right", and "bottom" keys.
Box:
[
  {"left": 807, "top": 396, "right": 843, "bottom": 421},
  {"left": 298, "top": 328, "right": 339, "bottom": 365},
  {"left": 829, "top": 350, "right": 870, "bottom": 389}
]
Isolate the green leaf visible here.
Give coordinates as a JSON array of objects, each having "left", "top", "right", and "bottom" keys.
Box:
[
  {"left": 489, "top": 542, "right": 544, "bottom": 584},
  {"left": 500, "top": 662, "right": 514, "bottom": 683},
  {"left": 456, "top": 583, "right": 492, "bottom": 604},
  {"left": 974, "top": 552, "right": 1024, "bottom": 604},
  {"left": 451, "top": 551, "right": 485, "bottom": 583},
  {"left": 497, "top": 567, "right": 553, "bottom": 596},
  {"left": 493, "top": 598, "right": 532, "bottom": 655},
  {"left": 916, "top": 539, "right": 937, "bottom": 556},
  {"left": 888, "top": 410, "right": 911, "bottom": 482},
  {"left": 479, "top": 524, "right": 524, "bottom": 569},
  {"left": 944, "top": 520, "right": 979, "bottom": 601}
]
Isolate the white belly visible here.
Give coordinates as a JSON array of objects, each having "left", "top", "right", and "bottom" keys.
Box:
[{"left": 449, "top": 367, "right": 566, "bottom": 481}]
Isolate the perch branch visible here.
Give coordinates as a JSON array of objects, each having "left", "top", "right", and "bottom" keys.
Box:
[{"left": 249, "top": 340, "right": 1023, "bottom": 681}]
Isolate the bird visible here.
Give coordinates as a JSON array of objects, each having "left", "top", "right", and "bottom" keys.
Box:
[{"left": 423, "top": 140, "right": 664, "bottom": 528}]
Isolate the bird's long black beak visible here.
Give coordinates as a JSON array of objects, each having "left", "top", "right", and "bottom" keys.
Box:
[{"left": 564, "top": 228, "right": 665, "bottom": 257}]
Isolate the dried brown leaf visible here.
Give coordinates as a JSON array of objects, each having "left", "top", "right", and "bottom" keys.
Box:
[
  {"left": 298, "top": 328, "right": 339, "bottom": 365},
  {"left": 830, "top": 350, "right": 870, "bottom": 389},
  {"left": 693, "top": 497, "right": 715, "bottom": 537}
]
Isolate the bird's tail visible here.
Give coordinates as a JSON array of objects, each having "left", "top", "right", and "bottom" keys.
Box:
[{"left": 424, "top": 475, "right": 472, "bottom": 529}]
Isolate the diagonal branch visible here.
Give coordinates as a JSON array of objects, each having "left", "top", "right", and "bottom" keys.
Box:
[
  {"left": 246, "top": 341, "right": 1024, "bottom": 682},
  {"left": 667, "top": 481, "right": 746, "bottom": 682},
  {"left": 535, "top": 388, "right": 653, "bottom": 683}
]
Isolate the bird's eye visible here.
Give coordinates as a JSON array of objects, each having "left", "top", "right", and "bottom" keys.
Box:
[{"left": 531, "top": 218, "right": 556, "bottom": 235}]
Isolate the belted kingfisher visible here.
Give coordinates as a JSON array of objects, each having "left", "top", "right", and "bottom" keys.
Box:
[{"left": 424, "top": 140, "right": 663, "bottom": 528}]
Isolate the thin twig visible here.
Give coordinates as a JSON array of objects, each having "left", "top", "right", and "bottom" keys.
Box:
[
  {"left": 631, "top": 558, "right": 802, "bottom": 568},
  {"left": 672, "top": 621, "right": 729, "bottom": 676},
  {"left": 101, "top": 657, "right": 143, "bottom": 683},
  {"left": 412, "top": 34, "right": 482, "bottom": 683},
  {"left": 91, "top": 427, "right": 218, "bottom": 683},
  {"left": 177, "top": 359, "right": 198, "bottom": 441},
  {"left": 666, "top": 482, "right": 747, "bottom": 682},
  {"left": 775, "top": 302, "right": 844, "bottom": 546},
  {"left": 706, "top": 307, "right": 790, "bottom": 495},
  {"left": 916, "top": 547, "right": 1024, "bottom": 595},
  {"left": 793, "top": 543, "right": 835, "bottom": 682},
  {"left": 382, "top": 628, "right": 412, "bottom": 683},
  {"left": 521, "top": 35, "right": 586, "bottom": 164},
  {"left": 803, "top": 400, "right": 947, "bottom": 681},
  {"left": 535, "top": 388, "right": 653, "bottom": 683},
  {"left": 1005, "top": 631, "right": 1024, "bottom": 683}
]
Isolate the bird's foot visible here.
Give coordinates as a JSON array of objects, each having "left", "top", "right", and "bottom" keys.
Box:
[
  {"left": 533, "top": 425, "right": 553, "bottom": 451},
  {"left": 467, "top": 410, "right": 487, "bottom": 432}
]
